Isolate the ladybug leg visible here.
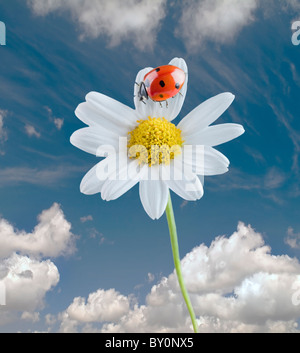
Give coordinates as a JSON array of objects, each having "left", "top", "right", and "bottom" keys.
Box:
[
  {"left": 138, "top": 82, "right": 149, "bottom": 103},
  {"left": 166, "top": 100, "right": 169, "bottom": 109}
]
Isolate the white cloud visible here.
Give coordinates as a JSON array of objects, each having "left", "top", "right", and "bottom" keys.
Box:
[
  {"left": 25, "top": 0, "right": 300, "bottom": 53},
  {"left": 21, "top": 311, "right": 40, "bottom": 323},
  {"left": 281, "top": 0, "right": 300, "bottom": 13},
  {"left": 207, "top": 167, "right": 286, "bottom": 201},
  {"left": 45, "top": 313, "right": 57, "bottom": 326},
  {"left": 88, "top": 228, "right": 113, "bottom": 246},
  {"left": 67, "top": 289, "right": 130, "bottom": 322},
  {"left": 27, "top": 0, "right": 167, "bottom": 50},
  {"left": 263, "top": 167, "right": 286, "bottom": 189},
  {"left": 285, "top": 227, "right": 300, "bottom": 249},
  {"left": 0, "top": 109, "right": 7, "bottom": 140},
  {"left": 0, "top": 203, "right": 76, "bottom": 259},
  {"left": 176, "top": 0, "right": 258, "bottom": 49},
  {"left": 25, "top": 124, "right": 41, "bottom": 138},
  {"left": 80, "top": 215, "right": 93, "bottom": 223},
  {"left": 59, "top": 289, "right": 131, "bottom": 332},
  {"left": 0, "top": 203, "right": 77, "bottom": 327},
  {"left": 45, "top": 106, "right": 64, "bottom": 130},
  {"left": 147, "top": 273, "right": 155, "bottom": 283},
  {"left": 58, "top": 223, "right": 300, "bottom": 333},
  {"left": 54, "top": 118, "right": 64, "bottom": 131},
  {"left": 0, "top": 165, "right": 88, "bottom": 187},
  {"left": 0, "top": 254, "right": 59, "bottom": 315}
]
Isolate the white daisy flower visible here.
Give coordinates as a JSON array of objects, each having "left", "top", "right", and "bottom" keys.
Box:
[{"left": 70, "top": 58, "right": 244, "bottom": 220}]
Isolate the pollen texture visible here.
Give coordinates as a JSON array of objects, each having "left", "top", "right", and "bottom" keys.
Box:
[{"left": 128, "top": 117, "right": 184, "bottom": 166}]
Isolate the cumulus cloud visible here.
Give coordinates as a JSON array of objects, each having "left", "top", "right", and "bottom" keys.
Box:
[
  {"left": 27, "top": 0, "right": 167, "bottom": 50},
  {"left": 176, "top": 0, "right": 258, "bottom": 49},
  {"left": 66, "top": 289, "right": 130, "bottom": 323},
  {"left": 0, "top": 203, "right": 77, "bottom": 326},
  {"left": 0, "top": 254, "right": 59, "bottom": 315},
  {"left": 0, "top": 203, "right": 76, "bottom": 259},
  {"left": 21, "top": 311, "right": 40, "bottom": 322},
  {"left": 59, "top": 289, "right": 131, "bottom": 333},
  {"left": 58, "top": 223, "right": 300, "bottom": 333}
]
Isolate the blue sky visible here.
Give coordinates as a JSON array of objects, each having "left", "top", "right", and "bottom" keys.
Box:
[{"left": 0, "top": 0, "right": 300, "bottom": 333}]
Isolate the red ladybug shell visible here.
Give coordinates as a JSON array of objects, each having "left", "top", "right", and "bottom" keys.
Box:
[{"left": 143, "top": 65, "right": 185, "bottom": 102}]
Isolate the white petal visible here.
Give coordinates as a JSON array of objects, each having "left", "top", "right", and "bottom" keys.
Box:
[
  {"left": 139, "top": 179, "right": 169, "bottom": 220},
  {"left": 134, "top": 67, "right": 157, "bottom": 119},
  {"left": 101, "top": 160, "right": 146, "bottom": 201},
  {"left": 133, "top": 58, "right": 188, "bottom": 121},
  {"left": 86, "top": 91, "right": 138, "bottom": 129},
  {"left": 183, "top": 145, "right": 229, "bottom": 176},
  {"left": 184, "top": 123, "right": 245, "bottom": 147},
  {"left": 164, "top": 57, "right": 188, "bottom": 122},
  {"left": 80, "top": 163, "right": 103, "bottom": 195},
  {"left": 80, "top": 157, "right": 116, "bottom": 195},
  {"left": 202, "top": 147, "right": 229, "bottom": 175},
  {"left": 178, "top": 93, "right": 235, "bottom": 135},
  {"left": 70, "top": 127, "right": 119, "bottom": 156},
  {"left": 75, "top": 102, "right": 130, "bottom": 136},
  {"left": 164, "top": 164, "right": 204, "bottom": 201}
]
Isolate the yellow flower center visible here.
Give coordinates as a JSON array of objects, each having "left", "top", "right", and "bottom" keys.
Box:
[{"left": 128, "top": 117, "right": 184, "bottom": 166}]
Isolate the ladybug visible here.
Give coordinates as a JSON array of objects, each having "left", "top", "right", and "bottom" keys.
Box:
[{"left": 137, "top": 65, "right": 185, "bottom": 104}]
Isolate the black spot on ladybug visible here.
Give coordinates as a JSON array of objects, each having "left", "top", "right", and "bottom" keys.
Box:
[
  {"left": 159, "top": 94, "right": 164, "bottom": 98},
  {"left": 159, "top": 80, "right": 165, "bottom": 88},
  {"left": 175, "top": 83, "right": 180, "bottom": 89},
  {"left": 145, "top": 79, "right": 150, "bottom": 87},
  {"left": 156, "top": 68, "right": 160, "bottom": 72}
]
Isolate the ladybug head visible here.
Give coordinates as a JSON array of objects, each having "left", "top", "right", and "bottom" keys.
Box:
[{"left": 138, "top": 82, "right": 149, "bottom": 103}]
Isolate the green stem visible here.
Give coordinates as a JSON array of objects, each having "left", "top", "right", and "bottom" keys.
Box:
[{"left": 165, "top": 192, "right": 199, "bottom": 333}]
